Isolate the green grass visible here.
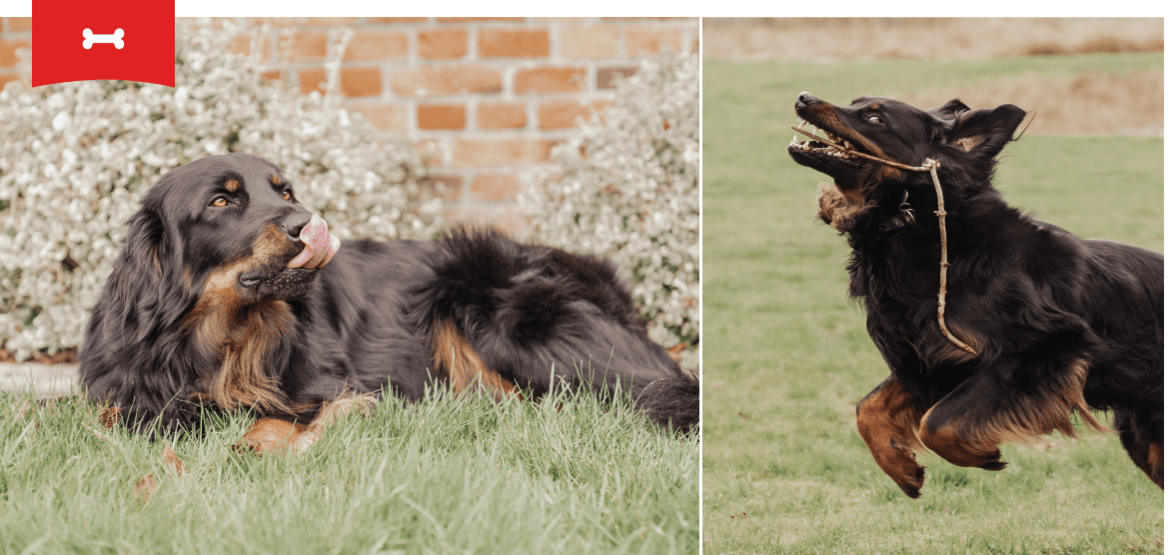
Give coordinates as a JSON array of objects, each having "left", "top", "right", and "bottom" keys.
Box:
[
  {"left": 702, "top": 55, "right": 1164, "bottom": 554},
  {"left": 0, "top": 389, "right": 698, "bottom": 554}
]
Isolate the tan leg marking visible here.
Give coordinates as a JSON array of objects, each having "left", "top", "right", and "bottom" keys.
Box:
[
  {"left": 856, "top": 379, "right": 927, "bottom": 498},
  {"left": 432, "top": 318, "right": 520, "bottom": 401}
]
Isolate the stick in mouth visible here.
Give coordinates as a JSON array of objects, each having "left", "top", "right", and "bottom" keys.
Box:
[{"left": 789, "top": 120, "right": 861, "bottom": 161}]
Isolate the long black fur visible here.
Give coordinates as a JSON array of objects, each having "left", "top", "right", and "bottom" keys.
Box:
[
  {"left": 80, "top": 153, "right": 698, "bottom": 434},
  {"left": 789, "top": 92, "right": 1163, "bottom": 494}
]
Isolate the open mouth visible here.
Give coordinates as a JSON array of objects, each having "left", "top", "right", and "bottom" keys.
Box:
[{"left": 788, "top": 118, "right": 864, "bottom": 162}]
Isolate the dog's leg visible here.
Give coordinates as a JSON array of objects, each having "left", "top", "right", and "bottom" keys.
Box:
[
  {"left": 237, "top": 393, "right": 377, "bottom": 455},
  {"left": 1114, "top": 408, "right": 1164, "bottom": 488},
  {"left": 919, "top": 358, "right": 1106, "bottom": 472},
  {"left": 856, "top": 376, "right": 927, "bottom": 498},
  {"left": 236, "top": 418, "right": 308, "bottom": 453},
  {"left": 432, "top": 318, "right": 520, "bottom": 401}
]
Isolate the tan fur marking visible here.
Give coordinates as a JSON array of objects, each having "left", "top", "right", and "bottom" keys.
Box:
[
  {"left": 856, "top": 379, "right": 926, "bottom": 496},
  {"left": 953, "top": 136, "right": 982, "bottom": 152},
  {"left": 816, "top": 182, "right": 874, "bottom": 232},
  {"left": 432, "top": 318, "right": 519, "bottom": 401},
  {"left": 181, "top": 224, "right": 301, "bottom": 414},
  {"left": 149, "top": 244, "right": 163, "bottom": 276},
  {"left": 269, "top": 173, "right": 282, "bottom": 186},
  {"left": 1145, "top": 446, "right": 1164, "bottom": 488},
  {"left": 236, "top": 418, "right": 307, "bottom": 453},
  {"left": 805, "top": 102, "right": 904, "bottom": 186},
  {"left": 224, "top": 178, "right": 240, "bottom": 192},
  {"left": 869, "top": 101, "right": 882, "bottom": 110},
  {"left": 920, "top": 359, "right": 1108, "bottom": 467}
]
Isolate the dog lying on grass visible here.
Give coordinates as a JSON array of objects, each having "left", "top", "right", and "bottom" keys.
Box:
[{"left": 80, "top": 154, "right": 698, "bottom": 451}]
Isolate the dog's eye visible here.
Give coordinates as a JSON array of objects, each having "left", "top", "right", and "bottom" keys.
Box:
[
  {"left": 210, "top": 197, "right": 228, "bottom": 208},
  {"left": 868, "top": 115, "right": 882, "bottom": 124},
  {"left": 281, "top": 190, "right": 292, "bottom": 202}
]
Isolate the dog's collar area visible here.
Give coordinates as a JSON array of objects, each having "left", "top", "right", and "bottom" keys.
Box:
[{"left": 878, "top": 190, "right": 917, "bottom": 232}]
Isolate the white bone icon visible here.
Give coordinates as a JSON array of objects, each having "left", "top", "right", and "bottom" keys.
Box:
[{"left": 82, "top": 28, "right": 124, "bottom": 50}]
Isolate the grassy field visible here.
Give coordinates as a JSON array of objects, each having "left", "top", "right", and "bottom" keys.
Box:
[
  {"left": 0, "top": 388, "right": 698, "bottom": 554},
  {"left": 702, "top": 54, "right": 1164, "bottom": 554}
]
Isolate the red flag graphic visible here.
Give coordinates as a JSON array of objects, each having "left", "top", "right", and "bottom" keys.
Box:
[{"left": 32, "top": 0, "right": 175, "bottom": 87}]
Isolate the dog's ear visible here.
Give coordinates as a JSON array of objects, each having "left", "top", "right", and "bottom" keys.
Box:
[
  {"left": 929, "top": 99, "right": 971, "bottom": 121},
  {"left": 945, "top": 104, "right": 1027, "bottom": 157},
  {"left": 103, "top": 206, "right": 188, "bottom": 343}
]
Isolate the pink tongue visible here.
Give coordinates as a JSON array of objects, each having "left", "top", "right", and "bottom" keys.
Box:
[{"left": 287, "top": 214, "right": 341, "bottom": 269}]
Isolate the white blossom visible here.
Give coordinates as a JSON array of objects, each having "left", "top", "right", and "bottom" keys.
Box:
[{"left": 520, "top": 53, "right": 700, "bottom": 370}]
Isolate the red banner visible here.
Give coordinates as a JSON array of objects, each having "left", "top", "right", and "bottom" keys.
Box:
[{"left": 32, "top": 0, "right": 175, "bottom": 87}]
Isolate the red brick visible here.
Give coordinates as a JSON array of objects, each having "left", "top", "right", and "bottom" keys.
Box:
[
  {"left": 418, "top": 28, "right": 468, "bottom": 59},
  {"left": 471, "top": 173, "right": 522, "bottom": 202},
  {"left": 9, "top": 18, "right": 31, "bottom": 32},
  {"left": 452, "top": 139, "right": 554, "bottom": 167},
  {"left": 538, "top": 99, "right": 614, "bottom": 129},
  {"left": 367, "top": 18, "right": 429, "bottom": 24},
  {"left": 418, "top": 104, "right": 466, "bottom": 130},
  {"left": 345, "top": 29, "right": 409, "bottom": 61},
  {"left": 603, "top": 16, "right": 692, "bottom": 20},
  {"left": 514, "top": 67, "right": 586, "bottom": 94},
  {"left": 390, "top": 66, "right": 501, "bottom": 97},
  {"left": 437, "top": 17, "right": 524, "bottom": 23},
  {"left": 597, "top": 66, "right": 638, "bottom": 89},
  {"left": 428, "top": 174, "right": 464, "bottom": 201},
  {"left": 338, "top": 67, "right": 382, "bottom": 97},
  {"left": 478, "top": 102, "right": 526, "bottom": 129},
  {"left": 353, "top": 103, "right": 410, "bottom": 132},
  {"left": 0, "top": 74, "right": 20, "bottom": 89},
  {"left": 535, "top": 16, "right": 598, "bottom": 23},
  {"left": 0, "top": 39, "right": 29, "bottom": 69},
  {"left": 265, "top": 17, "right": 359, "bottom": 27},
  {"left": 289, "top": 31, "right": 329, "bottom": 61},
  {"left": 625, "top": 25, "right": 683, "bottom": 55},
  {"left": 298, "top": 67, "right": 327, "bottom": 94},
  {"left": 559, "top": 25, "right": 619, "bottom": 59},
  {"left": 478, "top": 28, "right": 549, "bottom": 58},
  {"left": 491, "top": 209, "right": 527, "bottom": 235},
  {"left": 229, "top": 34, "right": 251, "bottom": 56},
  {"left": 260, "top": 70, "right": 284, "bottom": 84}
]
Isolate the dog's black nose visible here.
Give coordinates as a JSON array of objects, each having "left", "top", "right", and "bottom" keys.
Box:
[
  {"left": 282, "top": 212, "right": 313, "bottom": 239},
  {"left": 796, "top": 92, "right": 820, "bottom": 108}
]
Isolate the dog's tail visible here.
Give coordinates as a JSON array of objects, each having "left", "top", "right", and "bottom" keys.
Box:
[{"left": 637, "top": 372, "right": 700, "bottom": 434}]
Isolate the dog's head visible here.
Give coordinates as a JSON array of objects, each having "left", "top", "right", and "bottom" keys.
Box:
[
  {"left": 108, "top": 154, "right": 339, "bottom": 339},
  {"left": 787, "top": 92, "right": 1026, "bottom": 231}
]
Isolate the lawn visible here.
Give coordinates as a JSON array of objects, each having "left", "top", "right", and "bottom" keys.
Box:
[
  {"left": 0, "top": 388, "right": 698, "bottom": 554},
  {"left": 702, "top": 54, "right": 1164, "bottom": 554}
]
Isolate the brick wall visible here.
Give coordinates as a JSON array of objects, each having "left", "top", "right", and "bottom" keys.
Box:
[
  {"left": 253, "top": 17, "right": 699, "bottom": 231},
  {"left": 0, "top": 17, "right": 30, "bottom": 89},
  {"left": 0, "top": 17, "right": 698, "bottom": 232}
]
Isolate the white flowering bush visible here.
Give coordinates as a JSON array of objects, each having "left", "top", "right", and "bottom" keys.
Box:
[
  {"left": 0, "top": 23, "right": 441, "bottom": 360},
  {"left": 521, "top": 53, "right": 700, "bottom": 369}
]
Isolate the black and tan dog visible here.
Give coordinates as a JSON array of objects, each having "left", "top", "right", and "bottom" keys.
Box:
[
  {"left": 80, "top": 153, "right": 698, "bottom": 450},
  {"left": 788, "top": 92, "right": 1163, "bottom": 497}
]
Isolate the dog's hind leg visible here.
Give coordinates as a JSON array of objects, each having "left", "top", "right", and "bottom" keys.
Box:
[
  {"left": 856, "top": 376, "right": 927, "bottom": 498},
  {"left": 919, "top": 358, "right": 1106, "bottom": 472},
  {"left": 1113, "top": 408, "right": 1164, "bottom": 488}
]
